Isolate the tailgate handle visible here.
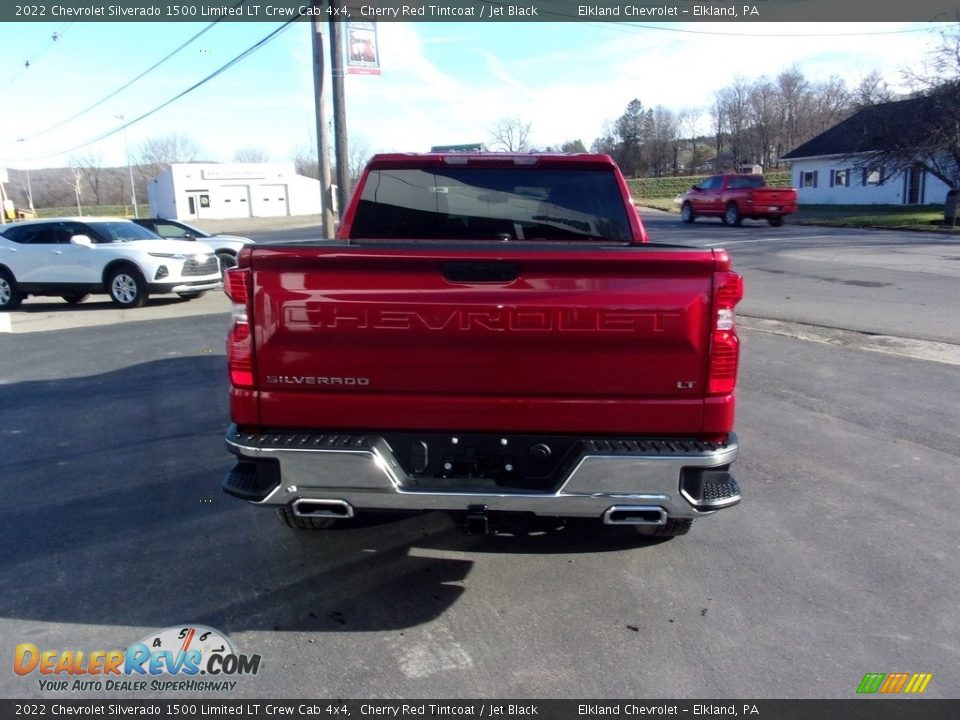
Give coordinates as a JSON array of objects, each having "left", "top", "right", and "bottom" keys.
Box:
[{"left": 442, "top": 262, "right": 519, "bottom": 283}]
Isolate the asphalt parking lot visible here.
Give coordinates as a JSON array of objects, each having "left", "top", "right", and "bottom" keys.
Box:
[{"left": 1, "top": 217, "right": 958, "bottom": 700}]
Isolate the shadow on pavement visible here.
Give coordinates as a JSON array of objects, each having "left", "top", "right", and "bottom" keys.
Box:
[{"left": 0, "top": 356, "right": 662, "bottom": 637}]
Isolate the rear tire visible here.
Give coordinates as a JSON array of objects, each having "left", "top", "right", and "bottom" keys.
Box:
[
  {"left": 0, "top": 269, "right": 23, "bottom": 310},
  {"left": 634, "top": 518, "right": 694, "bottom": 538},
  {"left": 680, "top": 203, "right": 695, "bottom": 223},
  {"left": 216, "top": 251, "right": 237, "bottom": 275},
  {"left": 61, "top": 293, "right": 89, "bottom": 305},
  {"left": 768, "top": 216, "right": 784, "bottom": 227},
  {"left": 275, "top": 507, "right": 339, "bottom": 530}
]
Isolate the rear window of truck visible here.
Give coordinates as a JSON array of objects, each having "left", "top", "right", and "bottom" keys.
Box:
[
  {"left": 728, "top": 176, "right": 767, "bottom": 189},
  {"left": 350, "top": 167, "right": 632, "bottom": 242}
]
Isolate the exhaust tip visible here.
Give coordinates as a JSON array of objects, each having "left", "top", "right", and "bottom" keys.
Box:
[
  {"left": 603, "top": 505, "right": 667, "bottom": 526},
  {"left": 292, "top": 499, "right": 354, "bottom": 519}
]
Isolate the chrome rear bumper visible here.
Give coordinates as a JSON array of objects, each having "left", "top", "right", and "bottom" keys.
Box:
[{"left": 223, "top": 426, "right": 740, "bottom": 521}]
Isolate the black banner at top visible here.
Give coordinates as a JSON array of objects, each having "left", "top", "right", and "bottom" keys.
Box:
[{"left": 1, "top": 0, "right": 958, "bottom": 23}]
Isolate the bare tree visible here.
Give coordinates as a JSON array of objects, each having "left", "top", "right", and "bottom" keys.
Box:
[
  {"left": 678, "top": 108, "right": 707, "bottom": 174},
  {"left": 590, "top": 120, "right": 618, "bottom": 156},
  {"left": 844, "top": 26, "right": 960, "bottom": 191},
  {"left": 136, "top": 133, "right": 201, "bottom": 167},
  {"left": 347, "top": 140, "right": 372, "bottom": 185},
  {"left": 710, "top": 95, "right": 725, "bottom": 171},
  {"left": 850, "top": 85, "right": 960, "bottom": 191},
  {"left": 775, "top": 67, "right": 809, "bottom": 163},
  {"left": 853, "top": 70, "right": 895, "bottom": 107},
  {"left": 808, "top": 76, "right": 850, "bottom": 137},
  {"left": 233, "top": 147, "right": 271, "bottom": 163},
  {"left": 828, "top": 26, "right": 960, "bottom": 193},
  {"left": 490, "top": 117, "right": 532, "bottom": 152},
  {"left": 292, "top": 144, "right": 319, "bottom": 180},
  {"left": 644, "top": 106, "right": 680, "bottom": 177},
  {"left": 716, "top": 78, "right": 751, "bottom": 170},
  {"left": 70, "top": 153, "right": 109, "bottom": 206},
  {"left": 69, "top": 168, "right": 83, "bottom": 215},
  {"left": 746, "top": 80, "right": 778, "bottom": 169},
  {"left": 909, "top": 21, "right": 960, "bottom": 87}
]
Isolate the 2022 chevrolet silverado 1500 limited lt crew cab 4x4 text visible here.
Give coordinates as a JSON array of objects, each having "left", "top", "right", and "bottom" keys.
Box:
[{"left": 221, "top": 153, "right": 743, "bottom": 538}]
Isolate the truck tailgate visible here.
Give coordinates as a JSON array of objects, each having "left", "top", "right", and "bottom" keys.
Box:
[
  {"left": 246, "top": 244, "right": 719, "bottom": 434},
  {"left": 751, "top": 187, "right": 796, "bottom": 205}
]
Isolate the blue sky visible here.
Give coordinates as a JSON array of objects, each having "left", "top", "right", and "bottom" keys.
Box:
[{"left": 0, "top": 20, "right": 949, "bottom": 170}]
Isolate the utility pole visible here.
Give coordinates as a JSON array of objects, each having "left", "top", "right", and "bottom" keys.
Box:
[
  {"left": 329, "top": 0, "right": 350, "bottom": 216},
  {"left": 311, "top": 2, "right": 336, "bottom": 237}
]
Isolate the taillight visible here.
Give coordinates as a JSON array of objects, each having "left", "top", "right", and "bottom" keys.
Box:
[
  {"left": 224, "top": 265, "right": 249, "bottom": 305},
  {"left": 225, "top": 267, "right": 255, "bottom": 388},
  {"left": 708, "top": 271, "right": 744, "bottom": 395}
]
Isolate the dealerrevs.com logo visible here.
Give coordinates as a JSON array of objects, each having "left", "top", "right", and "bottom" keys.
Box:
[{"left": 14, "top": 625, "right": 261, "bottom": 693}]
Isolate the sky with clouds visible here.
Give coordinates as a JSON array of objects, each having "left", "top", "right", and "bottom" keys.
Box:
[{"left": 0, "top": 20, "right": 950, "bottom": 170}]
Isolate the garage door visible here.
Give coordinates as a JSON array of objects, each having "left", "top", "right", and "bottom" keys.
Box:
[
  {"left": 251, "top": 184, "right": 289, "bottom": 217},
  {"left": 212, "top": 185, "right": 251, "bottom": 219}
]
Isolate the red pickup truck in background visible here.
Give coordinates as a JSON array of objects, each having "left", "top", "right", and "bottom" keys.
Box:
[
  {"left": 679, "top": 174, "right": 798, "bottom": 227},
  {"left": 222, "top": 153, "right": 743, "bottom": 540}
]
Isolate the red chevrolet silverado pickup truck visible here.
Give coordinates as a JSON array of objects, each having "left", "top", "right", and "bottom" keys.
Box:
[
  {"left": 680, "top": 173, "right": 797, "bottom": 226},
  {"left": 222, "top": 153, "right": 743, "bottom": 539}
]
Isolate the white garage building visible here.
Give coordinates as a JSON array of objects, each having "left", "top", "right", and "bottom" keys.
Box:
[{"left": 147, "top": 163, "right": 324, "bottom": 220}]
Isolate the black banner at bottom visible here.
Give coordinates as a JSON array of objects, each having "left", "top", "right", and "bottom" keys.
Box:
[{"left": 1, "top": 700, "right": 959, "bottom": 720}]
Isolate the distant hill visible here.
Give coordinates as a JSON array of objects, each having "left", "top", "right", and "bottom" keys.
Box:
[{"left": 3, "top": 164, "right": 159, "bottom": 212}]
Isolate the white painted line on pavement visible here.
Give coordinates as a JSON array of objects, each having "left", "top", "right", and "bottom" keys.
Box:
[
  {"left": 740, "top": 316, "right": 960, "bottom": 366},
  {"left": 705, "top": 239, "right": 782, "bottom": 246},
  {"left": 0, "top": 313, "right": 11, "bottom": 333},
  {"left": 705, "top": 235, "right": 837, "bottom": 247}
]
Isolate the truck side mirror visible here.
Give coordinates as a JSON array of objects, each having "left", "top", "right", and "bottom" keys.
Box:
[{"left": 70, "top": 235, "right": 94, "bottom": 247}]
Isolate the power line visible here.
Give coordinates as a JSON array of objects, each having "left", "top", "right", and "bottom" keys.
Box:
[
  {"left": 12, "top": 4, "right": 247, "bottom": 144},
  {"left": 0, "top": 23, "right": 73, "bottom": 91},
  {"left": 17, "top": 18, "right": 301, "bottom": 162}
]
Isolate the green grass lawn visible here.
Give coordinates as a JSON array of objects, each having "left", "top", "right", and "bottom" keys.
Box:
[
  {"left": 30, "top": 205, "right": 150, "bottom": 219},
  {"left": 793, "top": 204, "right": 949, "bottom": 228},
  {"left": 635, "top": 197, "right": 681, "bottom": 213}
]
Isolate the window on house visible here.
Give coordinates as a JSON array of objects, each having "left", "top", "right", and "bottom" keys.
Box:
[
  {"left": 831, "top": 169, "right": 849, "bottom": 187},
  {"left": 863, "top": 168, "right": 883, "bottom": 186},
  {"left": 801, "top": 171, "right": 818, "bottom": 188}
]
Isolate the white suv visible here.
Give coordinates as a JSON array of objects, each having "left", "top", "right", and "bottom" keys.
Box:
[{"left": 0, "top": 217, "right": 222, "bottom": 310}]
